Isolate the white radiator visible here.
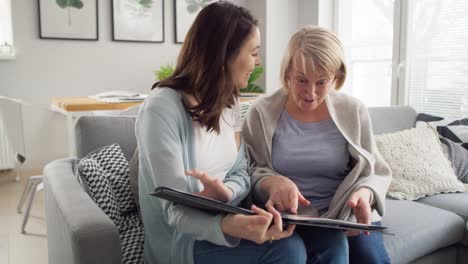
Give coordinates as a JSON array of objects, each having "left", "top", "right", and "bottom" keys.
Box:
[
  {"left": 0, "top": 118, "right": 15, "bottom": 170},
  {"left": 0, "top": 96, "right": 23, "bottom": 170}
]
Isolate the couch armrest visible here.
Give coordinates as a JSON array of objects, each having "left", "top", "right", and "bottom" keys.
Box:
[{"left": 44, "top": 158, "right": 122, "bottom": 264}]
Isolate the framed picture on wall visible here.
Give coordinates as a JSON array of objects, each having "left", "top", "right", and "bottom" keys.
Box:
[
  {"left": 38, "top": 0, "right": 99, "bottom": 40},
  {"left": 112, "top": 0, "right": 165, "bottom": 43},
  {"left": 174, "top": 0, "right": 217, "bottom": 43}
]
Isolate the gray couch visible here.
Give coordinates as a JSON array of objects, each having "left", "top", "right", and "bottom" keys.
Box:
[{"left": 44, "top": 106, "right": 468, "bottom": 264}]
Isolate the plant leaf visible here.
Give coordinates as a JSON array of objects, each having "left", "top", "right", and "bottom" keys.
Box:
[
  {"left": 240, "top": 66, "right": 265, "bottom": 93},
  {"left": 249, "top": 66, "right": 264, "bottom": 82},
  {"left": 155, "top": 65, "right": 175, "bottom": 81}
]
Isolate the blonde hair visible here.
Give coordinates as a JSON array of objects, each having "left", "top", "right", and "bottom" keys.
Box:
[{"left": 280, "top": 26, "right": 347, "bottom": 92}]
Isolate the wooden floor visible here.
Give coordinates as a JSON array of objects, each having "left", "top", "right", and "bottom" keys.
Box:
[{"left": 0, "top": 170, "right": 47, "bottom": 264}]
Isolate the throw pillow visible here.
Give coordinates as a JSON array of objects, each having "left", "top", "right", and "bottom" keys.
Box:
[
  {"left": 76, "top": 144, "right": 144, "bottom": 264},
  {"left": 417, "top": 113, "right": 468, "bottom": 149},
  {"left": 120, "top": 213, "right": 144, "bottom": 264},
  {"left": 375, "top": 125, "right": 465, "bottom": 200},
  {"left": 439, "top": 137, "right": 468, "bottom": 183},
  {"left": 76, "top": 157, "right": 122, "bottom": 224},
  {"left": 77, "top": 144, "right": 137, "bottom": 215}
]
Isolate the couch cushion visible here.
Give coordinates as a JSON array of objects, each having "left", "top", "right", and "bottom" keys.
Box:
[
  {"left": 417, "top": 191, "right": 468, "bottom": 246},
  {"left": 76, "top": 144, "right": 144, "bottom": 264},
  {"left": 74, "top": 115, "right": 137, "bottom": 161},
  {"left": 76, "top": 157, "right": 122, "bottom": 224},
  {"left": 382, "top": 199, "right": 465, "bottom": 264},
  {"left": 120, "top": 213, "right": 144, "bottom": 264},
  {"left": 78, "top": 144, "right": 137, "bottom": 215},
  {"left": 375, "top": 126, "right": 465, "bottom": 200},
  {"left": 368, "top": 106, "right": 417, "bottom": 135},
  {"left": 440, "top": 137, "right": 468, "bottom": 183},
  {"left": 417, "top": 113, "right": 468, "bottom": 150}
]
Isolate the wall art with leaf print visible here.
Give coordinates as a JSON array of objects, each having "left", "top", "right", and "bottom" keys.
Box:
[
  {"left": 174, "top": 0, "right": 217, "bottom": 43},
  {"left": 112, "top": 0, "right": 164, "bottom": 42},
  {"left": 38, "top": 0, "right": 99, "bottom": 40}
]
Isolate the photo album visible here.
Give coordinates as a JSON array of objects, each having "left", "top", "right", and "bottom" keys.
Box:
[{"left": 150, "top": 186, "right": 393, "bottom": 235}]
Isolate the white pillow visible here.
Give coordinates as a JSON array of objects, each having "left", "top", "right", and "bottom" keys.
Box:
[{"left": 375, "top": 125, "right": 465, "bottom": 200}]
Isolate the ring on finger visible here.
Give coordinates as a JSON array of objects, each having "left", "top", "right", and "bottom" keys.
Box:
[{"left": 269, "top": 236, "right": 275, "bottom": 243}]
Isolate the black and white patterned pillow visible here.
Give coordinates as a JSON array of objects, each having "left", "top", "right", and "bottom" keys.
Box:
[
  {"left": 440, "top": 137, "right": 468, "bottom": 183},
  {"left": 119, "top": 213, "right": 144, "bottom": 264},
  {"left": 79, "top": 144, "right": 137, "bottom": 215},
  {"left": 76, "top": 158, "right": 121, "bottom": 224},
  {"left": 416, "top": 113, "right": 468, "bottom": 183},
  {"left": 417, "top": 113, "right": 468, "bottom": 149},
  {"left": 76, "top": 144, "right": 144, "bottom": 264}
]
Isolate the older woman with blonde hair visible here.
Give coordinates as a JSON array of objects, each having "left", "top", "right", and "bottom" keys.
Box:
[{"left": 243, "top": 26, "right": 392, "bottom": 263}]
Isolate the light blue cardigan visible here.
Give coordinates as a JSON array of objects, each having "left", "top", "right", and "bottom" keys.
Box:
[{"left": 136, "top": 88, "right": 250, "bottom": 264}]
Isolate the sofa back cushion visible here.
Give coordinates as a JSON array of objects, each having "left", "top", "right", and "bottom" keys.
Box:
[
  {"left": 368, "top": 106, "right": 417, "bottom": 135},
  {"left": 74, "top": 115, "right": 137, "bottom": 161},
  {"left": 73, "top": 105, "right": 417, "bottom": 159}
]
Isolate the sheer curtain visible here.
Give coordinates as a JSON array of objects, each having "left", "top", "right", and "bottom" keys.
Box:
[
  {"left": 335, "top": 0, "right": 395, "bottom": 107},
  {"left": 406, "top": 0, "right": 468, "bottom": 119}
]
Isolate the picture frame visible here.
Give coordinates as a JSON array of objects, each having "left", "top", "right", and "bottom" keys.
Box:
[
  {"left": 38, "top": 0, "right": 99, "bottom": 41},
  {"left": 112, "top": 0, "right": 164, "bottom": 43},
  {"left": 173, "top": 0, "right": 217, "bottom": 43}
]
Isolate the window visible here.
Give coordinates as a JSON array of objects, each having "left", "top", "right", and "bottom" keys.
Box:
[
  {"left": 335, "top": 0, "right": 468, "bottom": 118},
  {"left": 0, "top": 0, "right": 14, "bottom": 58},
  {"left": 335, "top": 0, "right": 395, "bottom": 107},
  {"left": 405, "top": 0, "right": 468, "bottom": 118}
]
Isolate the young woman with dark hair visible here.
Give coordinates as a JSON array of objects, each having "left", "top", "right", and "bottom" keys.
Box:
[{"left": 136, "top": 2, "right": 306, "bottom": 264}]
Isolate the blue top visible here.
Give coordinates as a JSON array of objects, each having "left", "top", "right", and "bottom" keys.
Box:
[
  {"left": 272, "top": 110, "right": 351, "bottom": 214},
  {"left": 135, "top": 88, "right": 250, "bottom": 264}
]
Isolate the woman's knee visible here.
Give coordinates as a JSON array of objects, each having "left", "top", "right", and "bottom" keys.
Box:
[
  {"left": 326, "top": 230, "right": 348, "bottom": 253},
  {"left": 271, "top": 233, "right": 307, "bottom": 263}
]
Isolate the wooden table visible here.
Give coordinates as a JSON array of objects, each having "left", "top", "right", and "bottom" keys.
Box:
[
  {"left": 51, "top": 97, "right": 142, "bottom": 112},
  {"left": 51, "top": 96, "right": 257, "bottom": 112}
]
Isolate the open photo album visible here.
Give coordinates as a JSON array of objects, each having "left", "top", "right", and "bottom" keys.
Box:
[{"left": 150, "top": 186, "right": 393, "bottom": 235}]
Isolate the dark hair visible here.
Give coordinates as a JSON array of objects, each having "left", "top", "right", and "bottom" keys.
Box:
[{"left": 153, "top": 1, "right": 258, "bottom": 133}]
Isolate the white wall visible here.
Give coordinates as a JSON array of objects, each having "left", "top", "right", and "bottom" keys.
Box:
[
  {"left": 0, "top": 0, "right": 181, "bottom": 170},
  {"left": 266, "top": 0, "right": 297, "bottom": 91}
]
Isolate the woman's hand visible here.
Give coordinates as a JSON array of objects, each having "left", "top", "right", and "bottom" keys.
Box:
[
  {"left": 346, "top": 187, "right": 372, "bottom": 236},
  {"left": 221, "top": 205, "right": 296, "bottom": 244},
  {"left": 186, "top": 169, "right": 233, "bottom": 202},
  {"left": 261, "top": 175, "right": 310, "bottom": 214}
]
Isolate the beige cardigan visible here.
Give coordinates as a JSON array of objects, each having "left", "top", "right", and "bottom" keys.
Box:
[{"left": 242, "top": 89, "right": 392, "bottom": 222}]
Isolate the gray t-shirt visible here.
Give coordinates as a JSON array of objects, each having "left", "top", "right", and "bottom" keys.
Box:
[{"left": 272, "top": 110, "right": 351, "bottom": 213}]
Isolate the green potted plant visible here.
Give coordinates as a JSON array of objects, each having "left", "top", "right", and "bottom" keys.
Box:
[
  {"left": 240, "top": 66, "right": 264, "bottom": 94},
  {"left": 154, "top": 65, "right": 175, "bottom": 81}
]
